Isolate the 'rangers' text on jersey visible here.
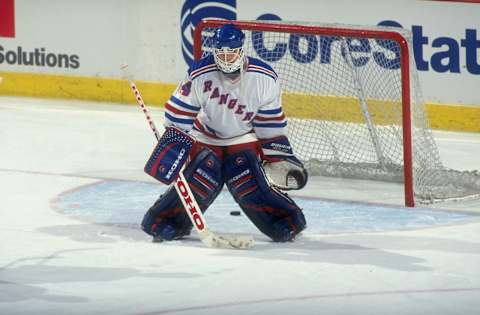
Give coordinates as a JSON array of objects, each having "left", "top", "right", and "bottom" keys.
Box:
[{"left": 164, "top": 55, "right": 287, "bottom": 145}]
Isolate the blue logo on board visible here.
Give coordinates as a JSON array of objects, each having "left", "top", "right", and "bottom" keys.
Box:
[{"left": 180, "top": 0, "right": 237, "bottom": 66}]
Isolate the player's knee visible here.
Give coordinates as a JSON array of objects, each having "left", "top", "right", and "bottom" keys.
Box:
[
  {"left": 183, "top": 148, "right": 224, "bottom": 209},
  {"left": 224, "top": 150, "right": 306, "bottom": 242}
]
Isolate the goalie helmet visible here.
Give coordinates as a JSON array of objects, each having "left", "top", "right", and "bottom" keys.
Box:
[{"left": 213, "top": 24, "right": 246, "bottom": 73}]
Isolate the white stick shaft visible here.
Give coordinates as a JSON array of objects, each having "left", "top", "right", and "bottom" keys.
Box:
[
  {"left": 128, "top": 81, "right": 161, "bottom": 141},
  {"left": 127, "top": 80, "right": 210, "bottom": 238},
  {"left": 174, "top": 167, "right": 211, "bottom": 240}
]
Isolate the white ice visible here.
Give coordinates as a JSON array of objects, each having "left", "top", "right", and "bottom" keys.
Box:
[{"left": 1, "top": 96, "right": 480, "bottom": 315}]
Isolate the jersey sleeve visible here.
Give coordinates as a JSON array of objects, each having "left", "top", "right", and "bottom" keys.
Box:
[
  {"left": 163, "top": 75, "right": 201, "bottom": 132},
  {"left": 253, "top": 79, "right": 288, "bottom": 139}
]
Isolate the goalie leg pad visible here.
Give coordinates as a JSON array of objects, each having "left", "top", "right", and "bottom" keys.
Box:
[
  {"left": 141, "top": 148, "right": 224, "bottom": 240},
  {"left": 224, "top": 150, "right": 306, "bottom": 242}
]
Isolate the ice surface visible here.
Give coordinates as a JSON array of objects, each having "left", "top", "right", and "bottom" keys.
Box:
[
  {"left": 1, "top": 97, "right": 480, "bottom": 315},
  {"left": 55, "top": 180, "right": 478, "bottom": 235}
]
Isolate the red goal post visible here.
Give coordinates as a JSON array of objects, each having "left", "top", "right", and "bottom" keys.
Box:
[{"left": 193, "top": 20, "right": 480, "bottom": 207}]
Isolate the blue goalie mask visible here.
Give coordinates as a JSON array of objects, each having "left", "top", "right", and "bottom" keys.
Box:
[{"left": 213, "top": 24, "right": 246, "bottom": 73}]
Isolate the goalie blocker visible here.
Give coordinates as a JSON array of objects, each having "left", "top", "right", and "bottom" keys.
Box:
[{"left": 144, "top": 126, "right": 194, "bottom": 184}]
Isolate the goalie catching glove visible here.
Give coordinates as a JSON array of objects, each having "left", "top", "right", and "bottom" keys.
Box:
[
  {"left": 260, "top": 136, "right": 308, "bottom": 190},
  {"left": 144, "top": 126, "right": 194, "bottom": 184}
]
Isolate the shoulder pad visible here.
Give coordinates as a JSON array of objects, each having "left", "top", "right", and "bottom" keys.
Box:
[
  {"left": 188, "top": 55, "right": 218, "bottom": 80},
  {"left": 246, "top": 57, "right": 278, "bottom": 81}
]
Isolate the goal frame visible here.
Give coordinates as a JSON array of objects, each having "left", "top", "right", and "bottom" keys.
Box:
[{"left": 193, "top": 19, "right": 415, "bottom": 207}]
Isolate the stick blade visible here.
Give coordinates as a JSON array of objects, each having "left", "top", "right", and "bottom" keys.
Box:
[{"left": 203, "top": 234, "right": 255, "bottom": 249}]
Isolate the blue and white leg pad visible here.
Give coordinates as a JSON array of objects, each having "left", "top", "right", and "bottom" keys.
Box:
[
  {"left": 224, "top": 150, "right": 306, "bottom": 242},
  {"left": 142, "top": 148, "right": 224, "bottom": 240}
]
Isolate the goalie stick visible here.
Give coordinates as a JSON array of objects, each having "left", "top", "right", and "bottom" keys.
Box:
[{"left": 121, "top": 64, "right": 254, "bottom": 249}]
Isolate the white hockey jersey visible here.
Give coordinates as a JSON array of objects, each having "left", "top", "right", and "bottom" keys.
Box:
[{"left": 164, "top": 55, "right": 287, "bottom": 146}]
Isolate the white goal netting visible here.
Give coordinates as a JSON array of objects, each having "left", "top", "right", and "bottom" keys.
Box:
[{"left": 196, "top": 21, "right": 480, "bottom": 205}]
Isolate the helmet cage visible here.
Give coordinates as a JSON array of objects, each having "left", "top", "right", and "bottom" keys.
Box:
[
  {"left": 212, "top": 24, "right": 246, "bottom": 73},
  {"left": 213, "top": 47, "right": 245, "bottom": 73}
]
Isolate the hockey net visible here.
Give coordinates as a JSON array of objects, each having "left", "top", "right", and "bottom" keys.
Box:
[{"left": 194, "top": 20, "right": 480, "bottom": 206}]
